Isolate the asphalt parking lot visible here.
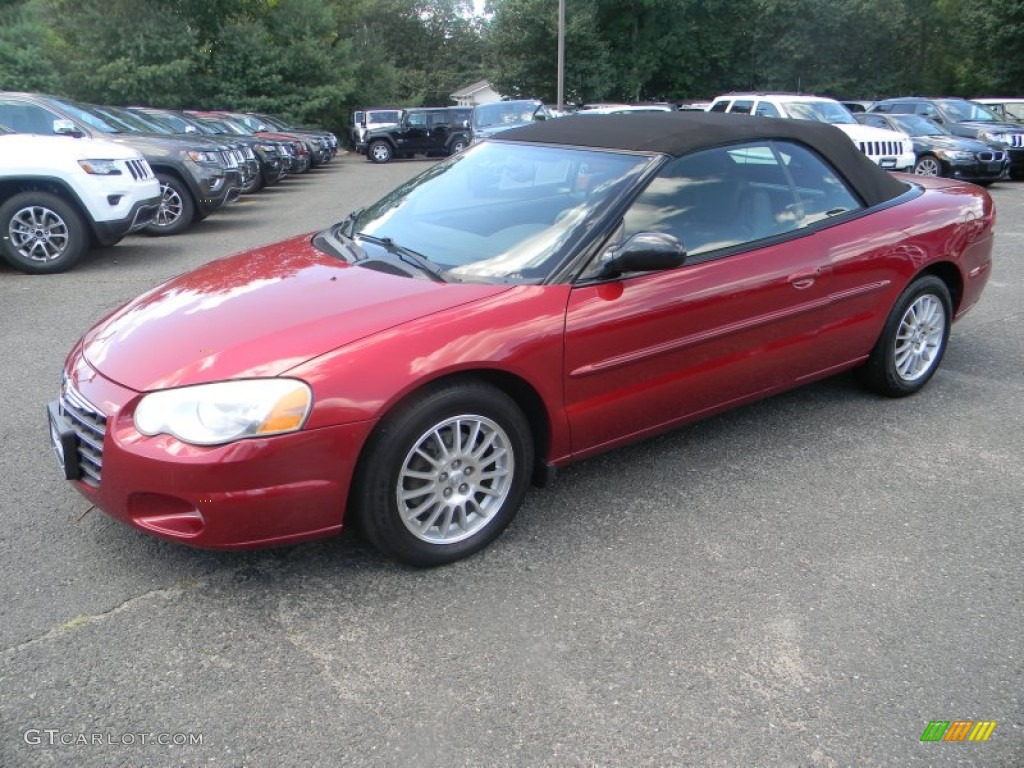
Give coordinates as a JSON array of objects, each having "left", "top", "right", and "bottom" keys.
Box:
[{"left": 1, "top": 155, "right": 1021, "bottom": 767}]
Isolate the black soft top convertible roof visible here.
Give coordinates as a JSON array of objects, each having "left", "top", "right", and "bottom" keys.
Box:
[{"left": 495, "top": 111, "right": 909, "bottom": 207}]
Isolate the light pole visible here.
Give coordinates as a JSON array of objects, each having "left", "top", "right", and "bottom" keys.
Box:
[{"left": 557, "top": 0, "right": 565, "bottom": 111}]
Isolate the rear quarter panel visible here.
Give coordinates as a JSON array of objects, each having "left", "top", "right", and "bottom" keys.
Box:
[{"left": 820, "top": 178, "right": 993, "bottom": 365}]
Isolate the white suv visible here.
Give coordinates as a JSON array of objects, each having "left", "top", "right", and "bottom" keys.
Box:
[
  {"left": 0, "top": 124, "right": 160, "bottom": 273},
  {"left": 708, "top": 93, "right": 915, "bottom": 171}
]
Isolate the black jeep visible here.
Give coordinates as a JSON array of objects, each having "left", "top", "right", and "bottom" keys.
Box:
[{"left": 359, "top": 107, "right": 471, "bottom": 164}]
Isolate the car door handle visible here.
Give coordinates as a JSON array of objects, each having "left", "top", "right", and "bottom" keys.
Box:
[{"left": 789, "top": 268, "right": 820, "bottom": 290}]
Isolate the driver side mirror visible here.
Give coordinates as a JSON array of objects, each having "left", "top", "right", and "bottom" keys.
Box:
[{"left": 598, "top": 232, "right": 687, "bottom": 277}]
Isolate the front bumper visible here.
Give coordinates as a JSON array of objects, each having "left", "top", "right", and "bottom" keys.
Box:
[
  {"left": 91, "top": 193, "right": 162, "bottom": 246},
  {"left": 48, "top": 355, "right": 375, "bottom": 549},
  {"left": 192, "top": 166, "right": 242, "bottom": 215},
  {"left": 944, "top": 156, "right": 1009, "bottom": 182},
  {"left": 1007, "top": 147, "right": 1024, "bottom": 175}
]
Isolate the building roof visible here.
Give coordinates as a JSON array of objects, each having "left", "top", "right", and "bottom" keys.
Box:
[{"left": 450, "top": 80, "right": 494, "bottom": 99}]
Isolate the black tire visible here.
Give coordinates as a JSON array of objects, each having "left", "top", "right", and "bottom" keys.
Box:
[
  {"left": 0, "top": 191, "right": 87, "bottom": 274},
  {"left": 913, "top": 155, "right": 943, "bottom": 177},
  {"left": 449, "top": 137, "right": 468, "bottom": 155},
  {"left": 353, "top": 380, "right": 534, "bottom": 566},
  {"left": 368, "top": 140, "right": 393, "bottom": 164},
  {"left": 857, "top": 275, "right": 952, "bottom": 397},
  {"left": 242, "top": 169, "right": 264, "bottom": 194},
  {"left": 144, "top": 174, "right": 195, "bottom": 236}
]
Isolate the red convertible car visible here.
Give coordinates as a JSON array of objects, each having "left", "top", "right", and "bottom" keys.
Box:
[{"left": 48, "top": 113, "right": 994, "bottom": 566}]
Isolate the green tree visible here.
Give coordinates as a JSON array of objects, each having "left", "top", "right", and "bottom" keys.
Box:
[
  {"left": 486, "top": 0, "right": 611, "bottom": 103},
  {"left": 45, "top": 0, "right": 199, "bottom": 105},
  {"left": 0, "top": 1, "right": 65, "bottom": 92}
]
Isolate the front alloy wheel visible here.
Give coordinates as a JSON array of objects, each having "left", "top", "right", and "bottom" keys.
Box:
[
  {"left": 913, "top": 156, "right": 942, "bottom": 177},
  {"left": 144, "top": 174, "right": 195, "bottom": 236},
  {"left": 354, "top": 380, "right": 533, "bottom": 566},
  {"left": 368, "top": 140, "right": 393, "bottom": 164},
  {"left": 0, "top": 191, "right": 86, "bottom": 274},
  {"left": 398, "top": 415, "right": 515, "bottom": 544}
]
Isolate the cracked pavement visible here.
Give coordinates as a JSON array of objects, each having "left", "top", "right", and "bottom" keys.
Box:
[{"left": 1, "top": 158, "right": 1021, "bottom": 767}]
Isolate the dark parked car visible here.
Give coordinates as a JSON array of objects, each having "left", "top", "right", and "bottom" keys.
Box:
[
  {"left": 128, "top": 107, "right": 287, "bottom": 193},
  {"left": 358, "top": 107, "right": 471, "bottom": 163},
  {"left": 856, "top": 112, "right": 1008, "bottom": 183},
  {"left": 870, "top": 97, "right": 1024, "bottom": 178},
  {"left": 235, "top": 112, "right": 335, "bottom": 167},
  {"left": 48, "top": 113, "right": 992, "bottom": 566},
  {"left": 0, "top": 93, "right": 241, "bottom": 236},
  {"left": 187, "top": 110, "right": 311, "bottom": 174},
  {"left": 91, "top": 105, "right": 259, "bottom": 198}
]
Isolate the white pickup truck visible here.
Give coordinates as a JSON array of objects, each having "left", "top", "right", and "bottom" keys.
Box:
[{"left": 0, "top": 124, "right": 161, "bottom": 274}]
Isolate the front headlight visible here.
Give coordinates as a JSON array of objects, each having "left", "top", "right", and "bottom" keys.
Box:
[
  {"left": 134, "top": 379, "right": 312, "bottom": 446},
  {"left": 258, "top": 143, "right": 278, "bottom": 153},
  {"left": 186, "top": 149, "right": 221, "bottom": 165},
  {"left": 78, "top": 159, "right": 122, "bottom": 176},
  {"left": 939, "top": 150, "right": 975, "bottom": 161}
]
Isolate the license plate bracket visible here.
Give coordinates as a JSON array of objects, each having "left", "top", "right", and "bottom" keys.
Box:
[{"left": 47, "top": 401, "right": 81, "bottom": 481}]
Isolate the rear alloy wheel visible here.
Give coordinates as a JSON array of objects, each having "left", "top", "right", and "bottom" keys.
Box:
[
  {"left": 354, "top": 380, "right": 533, "bottom": 566},
  {"left": 368, "top": 140, "right": 393, "bottom": 164},
  {"left": 145, "top": 174, "right": 195, "bottom": 236},
  {"left": 0, "top": 191, "right": 87, "bottom": 274},
  {"left": 857, "top": 275, "right": 952, "bottom": 397},
  {"left": 913, "top": 155, "right": 942, "bottom": 177}
]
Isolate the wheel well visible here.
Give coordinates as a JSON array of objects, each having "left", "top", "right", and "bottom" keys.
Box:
[
  {"left": 371, "top": 370, "right": 552, "bottom": 481},
  {"left": 0, "top": 178, "right": 96, "bottom": 243},
  {"left": 147, "top": 165, "right": 197, "bottom": 204},
  {"left": 919, "top": 261, "right": 963, "bottom": 314}
]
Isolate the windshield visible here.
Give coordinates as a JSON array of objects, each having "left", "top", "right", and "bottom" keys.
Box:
[
  {"left": 1000, "top": 102, "right": 1024, "bottom": 120},
  {"left": 330, "top": 142, "right": 653, "bottom": 283},
  {"left": 473, "top": 101, "right": 546, "bottom": 129},
  {"left": 888, "top": 115, "right": 949, "bottom": 136},
  {"left": 213, "top": 118, "right": 250, "bottom": 136},
  {"left": 139, "top": 111, "right": 197, "bottom": 134},
  {"left": 782, "top": 100, "right": 856, "bottom": 124},
  {"left": 87, "top": 105, "right": 162, "bottom": 133},
  {"left": 937, "top": 99, "right": 1000, "bottom": 123},
  {"left": 47, "top": 98, "right": 122, "bottom": 133},
  {"left": 367, "top": 110, "right": 401, "bottom": 125}
]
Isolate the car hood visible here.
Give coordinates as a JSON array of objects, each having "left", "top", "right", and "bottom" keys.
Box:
[
  {"left": 833, "top": 123, "right": 910, "bottom": 144},
  {"left": 0, "top": 133, "right": 144, "bottom": 162},
  {"left": 916, "top": 134, "right": 995, "bottom": 153},
  {"left": 82, "top": 235, "right": 510, "bottom": 392},
  {"left": 959, "top": 120, "right": 1023, "bottom": 133}
]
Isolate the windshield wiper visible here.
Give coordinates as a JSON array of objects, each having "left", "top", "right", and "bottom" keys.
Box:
[
  {"left": 342, "top": 207, "right": 364, "bottom": 237},
  {"left": 355, "top": 232, "right": 450, "bottom": 283}
]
